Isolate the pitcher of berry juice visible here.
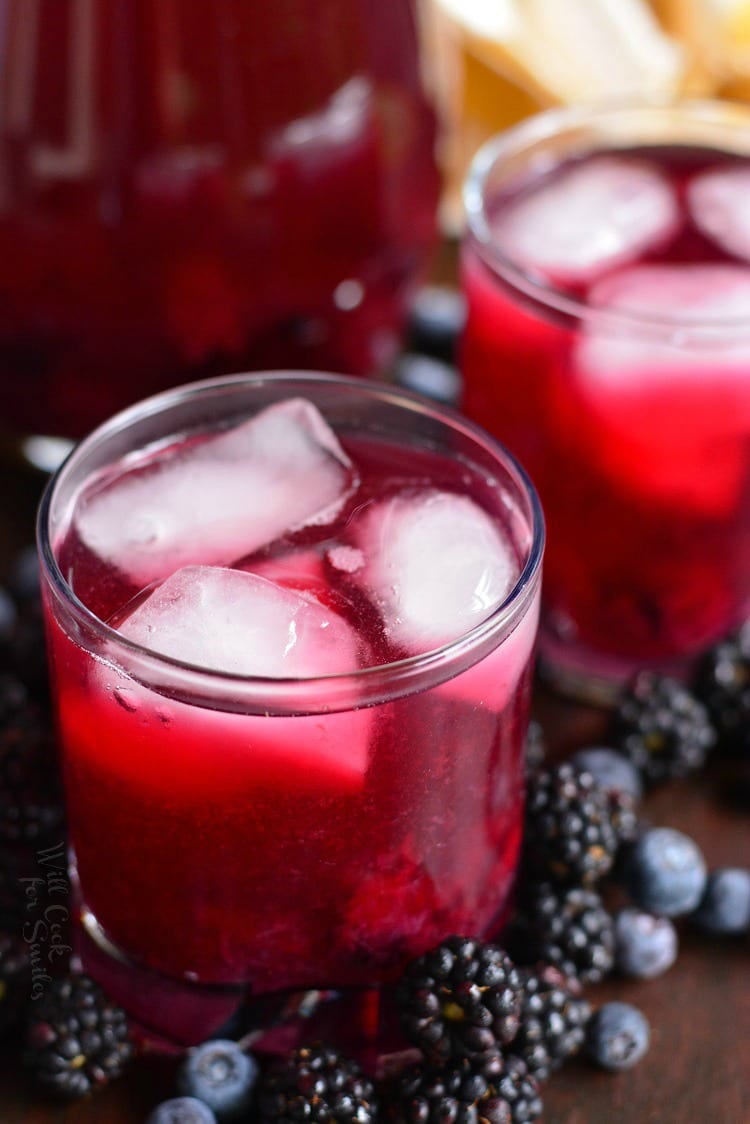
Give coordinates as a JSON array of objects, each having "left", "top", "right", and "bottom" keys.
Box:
[{"left": 0, "top": 0, "right": 438, "bottom": 440}]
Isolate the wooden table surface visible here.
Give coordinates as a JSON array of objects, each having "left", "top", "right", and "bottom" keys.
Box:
[{"left": 1, "top": 445, "right": 748, "bottom": 1124}]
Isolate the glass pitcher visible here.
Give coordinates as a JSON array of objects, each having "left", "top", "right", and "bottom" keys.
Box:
[{"left": 0, "top": 0, "right": 439, "bottom": 438}]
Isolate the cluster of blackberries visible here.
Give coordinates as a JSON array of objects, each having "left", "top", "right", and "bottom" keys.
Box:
[
  {"left": 0, "top": 552, "right": 64, "bottom": 863},
  {"left": 2, "top": 525, "right": 748, "bottom": 1123}
]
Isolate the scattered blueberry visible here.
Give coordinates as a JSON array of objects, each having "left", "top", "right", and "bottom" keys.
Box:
[
  {"left": 176, "top": 1039, "right": 258, "bottom": 1120},
  {"left": 407, "top": 285, "right": 466, "bottom": 363},
  {"left": 585, "top": 1002, "right": 650, "bottom": 1071},
  {"left": 0, "top": 587, "right": 17, "bottom": 648},
  {"left": 571, "top": 747, "right": 643, "bottom": 802},
  {"left": 525, "top": 720, "right": 546, "bottom": 773},
  {"left": 691, "top": 868, "right": 750, "bottom": 935},
  {"left": 393, "top": 353, "right": 462, "bottom": 407},
  {"left": 614, "top": 908, "right": 678, "bottom": 979},
  {"left": 146, "top": 1098, "right": 218, "bottom": 1124},
  {"left": 7, "top": 545, "right": 41, "bottom": 603},
  {"left": 622, "top": 827, "right": 707, "bottom": 917}
]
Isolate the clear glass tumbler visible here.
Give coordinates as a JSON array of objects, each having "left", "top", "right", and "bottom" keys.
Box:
[
  {"left": 461, "top": 101, "right": 750, "bottom": 700},
  {"left": 38, "top": 371, "right": 543, "bottom": 1044}
]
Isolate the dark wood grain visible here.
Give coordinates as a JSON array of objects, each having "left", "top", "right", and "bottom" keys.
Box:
[{"left": 1, "top": 434, "right": 749, "bottom": 1124}]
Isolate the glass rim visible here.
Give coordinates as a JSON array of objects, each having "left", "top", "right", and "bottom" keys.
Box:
[
  {"left": 464, "top": 98, "right": 750, "bottom": 341},
  {"left": 38, "top": 371, "right": 544, "bottom": 711}
]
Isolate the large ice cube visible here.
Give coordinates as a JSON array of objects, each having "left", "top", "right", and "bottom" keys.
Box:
[
  {"left": 77, "top": 399, "right": 356, "bottom": 587},
  {"left": 578, "top": 264, "right": 750, "bottom": 391},
  {"left": 574, "top": 264, "right": 750, "bottom": 513},
  {"left": 492, "top": 156, "right": 678, "bottom": 284},
  {"left": 688, "top": 163, "right": 750, "bottom": 263},
  {"left": 118, "top": 565, "right": 363, "bottom": 678},
  {"left": 114, "top": 565, "right": 371, "bottom": 791},
  {"left": 353, "top": 490, "right": 518, "bottom": 654}
]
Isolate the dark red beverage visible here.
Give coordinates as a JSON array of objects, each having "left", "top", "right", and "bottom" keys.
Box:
[
  {"left": 0, "top": 1, "right": 438, "bottom": 439},
  {"left": 39, "top": 374, "right": 542, "bottom": 1042},
  {"left": 461, "top": 104, "right": 750, "bottom": 694}
]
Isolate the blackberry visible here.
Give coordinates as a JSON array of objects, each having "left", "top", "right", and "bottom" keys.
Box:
[
  {"left": 396, "top": 936, "right": 523, "bottom": 1063},
  {"left": 0, "top": 672, "right": 27, "bottom": 722},
  {"left": 393, "top": 1052, "right": 542, "bottom": 1124},
  {"left": 0, "top": 675, "right": 63, "bottom": 846},
  {"left": 7, "top": 597, "right": 50, "bottom": 702},
  {"left": 393, "top": 1054, "right": 512, "bottom": 1124},
  {"left": 259, "top": 1044, "right": 377, "bottom": 1124},
  {"left": 0, "top": 931, "right": 31, "bottom": 1034},
  {"left": 585, "top": 1002, "right": 650, "bottom": 1072},
  {"left": 513, "top": 965, "right": 590, "bottom": 1082},
  {"left": 523, "top": 764, "right": 618, "bottom": 887},
  {"left": 25, "top": 973, "right": 133, "bottom": 1099},
  {"left": 494, "top": 1056, "right": 543, "bottom": 1124},
  {"left": 694, "top": 634, "right": 750, "bottom": 755},
  {"left": 613, "top": 673, "right": 716, "bottom": 784},
  {"left": 517, "top": 884, "right": 615, "bottom": 984}
]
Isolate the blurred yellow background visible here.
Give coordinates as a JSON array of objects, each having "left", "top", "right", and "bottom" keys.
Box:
[{"left": 421, "top": 0, "right": 750, "bottom": 227}]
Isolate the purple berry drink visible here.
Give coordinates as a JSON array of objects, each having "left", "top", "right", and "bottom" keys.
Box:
[
  {"left": 0, "top": 1, "right": 438, "bottom": 440},
  {"left": 461, "top": 102, "right": 750, "bottom": 697},
  {"left": 38, "top": 373, "right": 543, "bottom": 1043}
]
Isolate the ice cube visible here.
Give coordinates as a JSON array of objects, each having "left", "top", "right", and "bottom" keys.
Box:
[
  {"left": 77, "top": 399, "right": 356, "bottom": 587},
  {"left": 578, "top": 264, "right": 750, "bottom": 391},
  {"left": 688, "top": 163, "right": 750, "bottom": 263},
  {"left": 492, "top": 156, "right": 678, "bottom": 284},
  {"left": 114, "top": 566, "right": 371, "bottom": 791},
  {"left": 118, "top": 565, "right": 364, "bottom": 678},
  {"left": 353, "top": 490, "right": 517, "bottom": 654},
  {"left": 574, "top": 264, "right": 750, "bottom": 513}
]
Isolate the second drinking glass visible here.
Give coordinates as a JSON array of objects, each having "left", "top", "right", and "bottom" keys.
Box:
[{"left": 461, "top": 101, "right": 750, "bottom": 699}]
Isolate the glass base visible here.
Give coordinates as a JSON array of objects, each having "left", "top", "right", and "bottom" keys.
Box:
[
  {"left": 75, "top": 905, "right": 249, "bottom": 1050},
  {"left": 537, "top": 632, "right": 691, "bottom": 707},
  {"left": 74, "top": 902, "right": 409, "bottom": 1062}
]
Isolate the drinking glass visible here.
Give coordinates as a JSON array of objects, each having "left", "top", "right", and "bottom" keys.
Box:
[
  {"left": 38, "top": 371, "right": 543, "bottom": 1043},
  {"left": 461, "top": 101, "right": 750, "bottom": 700}
]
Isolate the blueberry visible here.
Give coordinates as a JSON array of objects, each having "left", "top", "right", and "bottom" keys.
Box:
[
  {"left": 585, "top": 1002, "right": 650, "bottom": 1071},
  {"left": 146, "top": 1098, "right": 218, "bottom": 1124},
  {"left": 393, "top": 353, "right": 462, "bottom": 407},
  {"left": 526, "top": 719, "right": 546, "bottom": 772},
  {"left": 0, "top": 587, "right": 17, "bottom": 647},
  {"left": 691, "top": 868, "right": 750, "bottom": 935},
  {"left": 571, "top": 747, "right": 643, "bottom": 802},
  {"left": 623, "top": 827, "right": 707, "bottom": 916},
  {"left": 407, "top": 285, "right": 466, "bottom": 363},
  {"left": 8, "top": 546, "right": 41, "bottom": 603},
  {"left": 614, "top": 908, "right": 678, "bottom": 979},
  {"left": 176, "top": 1039, "right": 258, "bottom": 1120}
]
